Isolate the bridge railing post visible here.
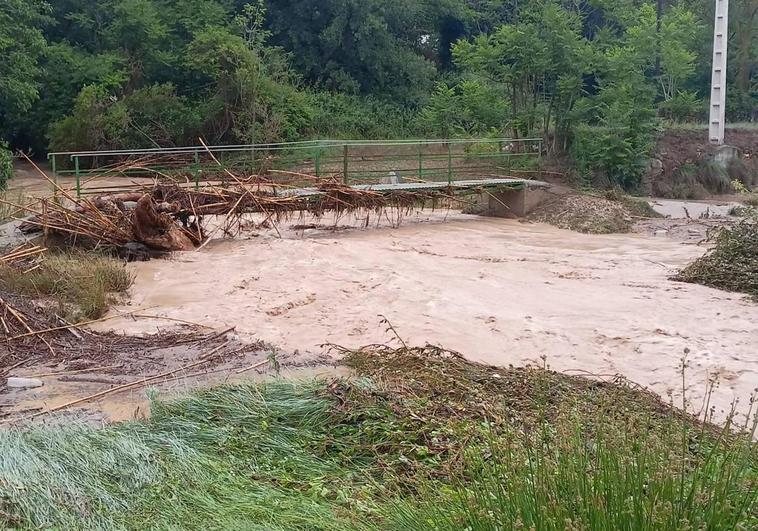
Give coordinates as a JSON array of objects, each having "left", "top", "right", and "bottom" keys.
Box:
[
  {"left": 49, "top": 154, "right": 58, "bottom": 198},
  {"left": 343, "top": 144, "right": 349, "bottom": 184},
  {"left": 447, "top": 142, "right": 453, "bottom": 185},
  {"left": 193, "top": 150, "right": 200, "bottom": 190},
  {"left": 73, "top": 156, "right": 81, "bottom": 198},
  {"left": 314, "top": 146, "right": 322, "bottom": 178},
  {"left": 418, "top": 142, "right": 423, "bottom": 181}
]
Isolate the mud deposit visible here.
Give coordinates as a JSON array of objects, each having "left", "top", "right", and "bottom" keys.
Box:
[{"left": 93, "top": 211, "right": 758, "bottom": 421}]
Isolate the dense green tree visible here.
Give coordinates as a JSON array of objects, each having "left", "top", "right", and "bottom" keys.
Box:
[
  {"left": 731, "top": 0, "right": 758, "bottom": 119},
  {"left": 420, "top": 80, "right": 509, "bottom": 137},
  {"left": 453, "top": 1, "right": 590, "bottom": 148},
  {"left": 263, "top": 0, "right": 438, "bottom": 104},
  {"left": 13, "top": 44, "right": 126, "bottom": 153},
  {"left": 0, "top": 0, "right": 50, "bottom": 142},
  {"left": 0, "top": 0, "right": 754, "bottom": 170}
]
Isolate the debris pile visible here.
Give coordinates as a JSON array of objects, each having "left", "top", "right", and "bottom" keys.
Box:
[
  {"left": 0, "top": 288, "right": 238, "bottom": 375},
  {"left": 0, "top": 292, "right": 60, "bottom": 365},
  {"left": 14, "top": 179, "right": 454, "bottom": 253},
  {"left": 674, "top": 213, "right": 758, "bottom": 298},
  {"left": 18, "top": 193, "right": 201, "bottom": 252},
  {"left": 0, "top": 243, "right": 46, "bottom": 271},
  {"left": 524, "top": 192, "right": 659, "bottom": 234}
]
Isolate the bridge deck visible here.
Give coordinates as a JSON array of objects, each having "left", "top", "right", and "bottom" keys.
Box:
[{"left": 282, "top": 178, "right": 549, "bottom": 197}]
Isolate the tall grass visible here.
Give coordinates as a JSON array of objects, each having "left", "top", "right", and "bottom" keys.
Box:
[
  {"left": 385, "top": 411, "right": 758, "bottom": 530},
  {"left": 0, "top": 251, "right": 133, "bottom": 319},
  {"left": 0, "top": 382, "right": 366, "bottom": 530}
]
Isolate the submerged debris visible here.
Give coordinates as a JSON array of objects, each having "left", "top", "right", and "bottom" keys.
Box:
[{"left": 0, "top": 243, "right": 46, "bottom": 270}]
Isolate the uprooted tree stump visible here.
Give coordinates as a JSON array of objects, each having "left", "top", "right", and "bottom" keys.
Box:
[{"left": 132, "top": 195, "right": 196, "bottom": 251}]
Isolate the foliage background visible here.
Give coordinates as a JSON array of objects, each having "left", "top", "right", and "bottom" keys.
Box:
[{"left": 0, "top": 0, "right": 756, "bottom": 189}]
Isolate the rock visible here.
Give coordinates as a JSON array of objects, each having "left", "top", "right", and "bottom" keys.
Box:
[
  {"left": 648, "top": 158, "right": 664, "bottom": 174},
  {"left": 712, "top": 145, "right": 740, "bottom": 170},
  {"left": 641, "top": 158, "right": 663, "bottom": 196},
  {"left": 6, "top": 377, "right": 44, "bottom": 389},
  {"left": 119, "top": 242, "right": 152, "bottom": 262}
]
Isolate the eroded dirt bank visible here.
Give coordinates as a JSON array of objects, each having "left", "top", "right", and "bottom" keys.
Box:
[{"left": 96, "top": 212, "right": 758, "bottom": 420}]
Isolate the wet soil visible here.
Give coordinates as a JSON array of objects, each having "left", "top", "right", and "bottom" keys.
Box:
[{"left": 0, "top": 328, "right": 337, "bottom": 426}]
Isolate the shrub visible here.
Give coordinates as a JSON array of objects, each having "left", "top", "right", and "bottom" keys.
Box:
[
  {"left": 49, "top": 84, "right": 201, "bottom": 154},
  {"left": 0, "top": 141, "right": 12, "bottom": 190},
  {"left": 570, "top": 83, "right": 658, "bottom": 191},
  {"left": 659, "top": 90, "right": 706, "bottom": 122},
  {"left": 307, "top": 92, "right": 417, "bottom": 139},
  {"left": 571, "top": 124, "right": 655, "bottom": 191},
  {"left": 418, "top": 80, "right": 510, "bottom": 138}
]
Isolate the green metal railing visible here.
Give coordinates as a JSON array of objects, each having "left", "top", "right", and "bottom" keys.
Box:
[{"left": 48, "top": 138, "right": 543, "bottom": 197}]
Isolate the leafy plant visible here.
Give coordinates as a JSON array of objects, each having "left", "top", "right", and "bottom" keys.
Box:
[
  {"left": 571, "top": 82, "right": 658, "bottom": 190},
  {"left": 419, "top": 80, "right": 510, "bottom": 138},
  {"left": 659, "top": 90, "right": 706, "bottom": 122},
  {"left": 0, "top": 141, "right": 12, "bottom": 190}
]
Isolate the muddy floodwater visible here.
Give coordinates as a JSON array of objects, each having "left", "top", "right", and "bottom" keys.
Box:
[{"left": 94, "top": 210, "right": 758, "bottom": 421}]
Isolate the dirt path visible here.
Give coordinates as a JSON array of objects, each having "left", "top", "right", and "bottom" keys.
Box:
[
  {"left": 93, "top": 211, "right": 758, "bottom": 421},
  {"left": 9, "top": 161, "right": 156, "bottom": 197}
]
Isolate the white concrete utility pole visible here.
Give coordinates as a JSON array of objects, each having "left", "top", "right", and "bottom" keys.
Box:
[{"left": 709, "top": 0, "right": 729, "bottom": 145}]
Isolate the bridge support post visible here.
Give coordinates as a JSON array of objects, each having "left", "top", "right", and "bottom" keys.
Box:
[{"left": 480, "top": 186, "right": 551, "bottom": 218}]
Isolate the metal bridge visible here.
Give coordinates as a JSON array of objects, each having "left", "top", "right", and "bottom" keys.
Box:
[{"left": 47, "top": 138, "right": 546, "bottom": 198}]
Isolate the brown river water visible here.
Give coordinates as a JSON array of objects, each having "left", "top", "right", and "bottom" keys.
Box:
[{"left": 92, "top": 210, "right": 758, "bottom": 422}]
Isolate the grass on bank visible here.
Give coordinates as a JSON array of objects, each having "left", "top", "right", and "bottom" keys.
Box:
[
  {"left": 0, "top": 346, "right": 756, "bottom": 530},
  {"left": 0, "top": 251, "right": 133, "bottom": 320}
]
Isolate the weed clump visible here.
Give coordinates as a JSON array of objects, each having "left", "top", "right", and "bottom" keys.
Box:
[
  {"left": 674, "top": 212, "right": 758, "bottom": 298},
  {"left": 0, "top": 251, "right": 133, "bottom": 319}
]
